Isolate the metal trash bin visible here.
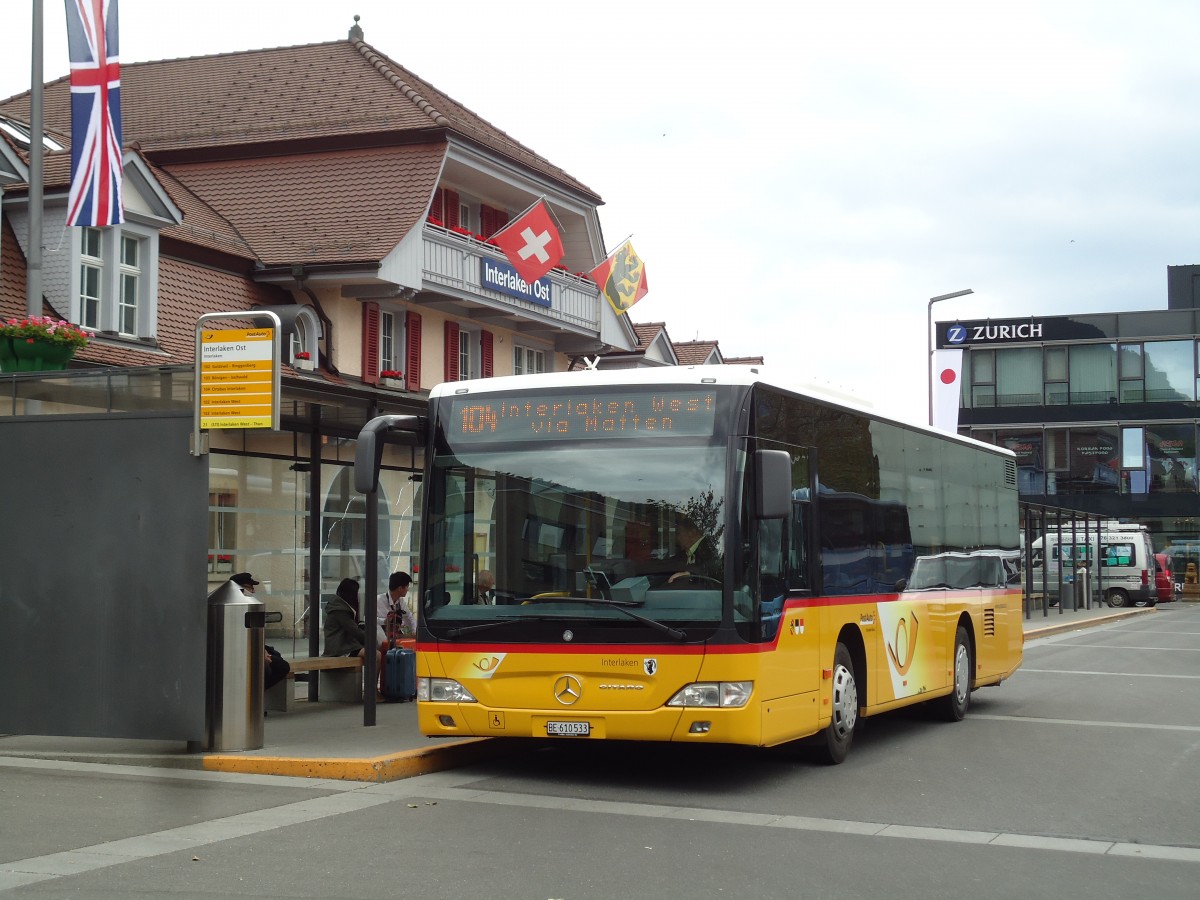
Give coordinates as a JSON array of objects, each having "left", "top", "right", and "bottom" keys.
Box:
[
  {"left": 1076, "top": 565, "right": 1090, "bottom": 608},
  {"left": 1059, "top": 572, "right": 1075, "bottom": 610},
  {"left": 205, "top": 579, "right": 265, "bottom": 751}
]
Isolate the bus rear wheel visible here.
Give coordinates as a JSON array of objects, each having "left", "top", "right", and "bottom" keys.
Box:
[
  {"left": 938, "top": 625, "right": 972, "bottom": 722},
  {"left": 813, "top": 642, "right": 858, "bottom": 765}
]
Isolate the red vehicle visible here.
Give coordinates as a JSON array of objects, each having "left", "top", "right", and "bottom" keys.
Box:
[{"left": 1154, "top": 553, "right": 1175, "bottom": 603}]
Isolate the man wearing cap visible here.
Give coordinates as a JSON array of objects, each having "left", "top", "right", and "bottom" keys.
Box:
[{"left": 232, "top": 572, "right": 260, "bottom": 593}]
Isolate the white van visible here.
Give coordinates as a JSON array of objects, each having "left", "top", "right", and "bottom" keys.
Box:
[{"left": 1030, "top": 522, "right": 1156, "bottom": 608}]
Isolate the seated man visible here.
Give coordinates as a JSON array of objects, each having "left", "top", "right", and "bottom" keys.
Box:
[
  {"left": 645, "top": 515, "right": 722, "bottom": 585},
  {"left": 466, "top": 569, "right": 497, "bottom": 604}
]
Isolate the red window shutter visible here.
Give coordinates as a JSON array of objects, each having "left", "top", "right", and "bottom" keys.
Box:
[
  {"left": 444, "top": 320, "right": 460, "bottom": 382},
  {"left": 481, "top": 205, "right": 507, "bottom": 238},
  {"left": 362, "top": 302, "right": 380, "bottom": 385},
  {"left": 405, "top": 311, "right": 422, "bottom": 392},
  {"left": 430, "top": 188, "right": 461, "bottom": 227},
  {"left": 481, "top": 330, "right": 494, "bottom": 378}
]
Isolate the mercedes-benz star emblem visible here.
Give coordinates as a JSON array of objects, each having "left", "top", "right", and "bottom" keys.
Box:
[{"left": 554, "top": 675, "right": 582, "bottom": 706}]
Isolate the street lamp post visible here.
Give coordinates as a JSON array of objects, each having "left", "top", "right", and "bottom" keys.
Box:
[{"left": 927, "top": 289, "right": 974, "bottom": 426}]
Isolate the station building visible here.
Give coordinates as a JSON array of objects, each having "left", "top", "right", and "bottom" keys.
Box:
[
  {"left": 1, "top": 21, "right": 645, "bottom": 668},
  {"left": 0, "top": 20, "right": 760, "bottom": 686}
]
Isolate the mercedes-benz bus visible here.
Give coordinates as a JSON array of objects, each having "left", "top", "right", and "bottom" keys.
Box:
[{"left": 356, "top": 366, "right": 1023, "bottom": 763}]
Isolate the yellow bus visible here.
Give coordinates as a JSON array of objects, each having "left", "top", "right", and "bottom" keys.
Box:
[{"left": 356, "top": 367, "right": 1023, "bottom": 763}]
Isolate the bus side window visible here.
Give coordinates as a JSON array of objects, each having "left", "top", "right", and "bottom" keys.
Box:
[{"left": 788, "top": 501, "right": 808, "bottom": 590}]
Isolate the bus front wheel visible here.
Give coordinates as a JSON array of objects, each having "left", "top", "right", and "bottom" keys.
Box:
[
  {"left": 814, "top": 642, "right": 858, "bottom": 765},
  {"left": 938, "top": 625, "right": 972, "bottom": 722}
]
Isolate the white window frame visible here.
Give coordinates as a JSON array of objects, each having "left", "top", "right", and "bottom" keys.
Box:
[
  {"left": 79, "top": 227, "right": 103, "bottom": 331},
  {"left": 290, "top": 321, "right": 306, "bottom": 360},
  {"left": 118, "top": 234, "right": 141, "bottom": 337},
  {"left": 458, "top": 328, "right": 477, "bottom": 380},
  {"left": 380, "top": 310, "right": 406, "bottom": 374},
  {"left": 70, "top": 222, "right": 160, "bottom": 340},
  {"left": 513, "top": 344, "right": 546, "bottom": 376}
]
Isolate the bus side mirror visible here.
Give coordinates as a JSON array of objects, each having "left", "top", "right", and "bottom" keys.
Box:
[
  {"left": 353, "top": 414, "right": 423, "bottom": 493},
  {"left": 756, "top": 449, "right": 792, "bottom": 520}
]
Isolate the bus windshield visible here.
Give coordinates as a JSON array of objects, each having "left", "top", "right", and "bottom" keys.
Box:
[{"left": 422, "top": 442, "right": 729, "bottom": 641}]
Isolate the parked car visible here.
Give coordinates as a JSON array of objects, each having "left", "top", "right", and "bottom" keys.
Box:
[
  {"left": 1031, "top": 521, "right": 1156, "bottom": 607},
  {"left": 1154, "top": 552, "right": 1175, "bottom": 603}
]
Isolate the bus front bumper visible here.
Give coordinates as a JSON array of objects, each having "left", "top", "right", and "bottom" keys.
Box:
[{"left": 418, "top": 701, "right": 768, "bottom": 745}]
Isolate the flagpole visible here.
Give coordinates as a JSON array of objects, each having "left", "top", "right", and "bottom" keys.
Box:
[
  {"left": 601, "top": 234, "right": 634, "bottom": 259},
  {"left": 27, "top": 0, "right": 45, "bottom": 317}
]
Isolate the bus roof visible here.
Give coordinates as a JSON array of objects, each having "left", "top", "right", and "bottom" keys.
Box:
[{"left": 429, "top": 366, "right": 1015, "bottom": 459}]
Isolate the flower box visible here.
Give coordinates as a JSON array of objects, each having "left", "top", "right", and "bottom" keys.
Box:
[
  {"left": 293, "top": 351, "right": 314, "bottom": 371},
  {"left": 0, "top": 316, "right": 91, "bottom": 373},
  {"left": 380, "top": 370, "right": 405, "bottom": 390}
]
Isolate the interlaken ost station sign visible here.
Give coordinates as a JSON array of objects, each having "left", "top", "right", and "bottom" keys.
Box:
[{"left": 194, "top": 311, "right": 281, "bottom": 444}]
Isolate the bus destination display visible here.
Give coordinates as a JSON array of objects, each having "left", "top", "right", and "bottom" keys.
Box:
[{"left": 448, "top": 391, "right": 717, "bottom": 442}]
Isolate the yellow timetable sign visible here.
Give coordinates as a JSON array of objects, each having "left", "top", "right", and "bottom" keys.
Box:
[{"left": 199, "top": 328, "right": 278, "bottom": 429}]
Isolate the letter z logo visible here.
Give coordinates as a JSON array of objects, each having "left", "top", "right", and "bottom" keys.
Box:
[{"left": 946, "top": 324, "right": 967, "bottom": 345}]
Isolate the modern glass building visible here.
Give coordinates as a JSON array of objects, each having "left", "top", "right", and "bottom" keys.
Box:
[{"left": 938, "top": 265, "right": 1200, "bottom": 558}]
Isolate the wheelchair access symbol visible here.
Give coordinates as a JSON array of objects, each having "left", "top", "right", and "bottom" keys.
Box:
[{"left": 489, "top": 712, "right": 505, "bottom": 730}]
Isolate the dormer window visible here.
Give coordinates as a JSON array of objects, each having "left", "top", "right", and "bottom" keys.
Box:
[
  {"left": 71, "top": 223, "right": 158, "bottom": 339},
  {"left": 0, "top": 116, "right": 64, "bottom": 151},
  {"left": 284, "top": 305, "right": 321, "bottom": 370}
]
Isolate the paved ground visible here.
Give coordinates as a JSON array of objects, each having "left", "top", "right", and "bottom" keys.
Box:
[{"left": 0, "top": 602, "right": 1162, "bottom": 782}]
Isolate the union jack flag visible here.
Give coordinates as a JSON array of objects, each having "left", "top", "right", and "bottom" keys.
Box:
[{"left": 64, "top": 0, "right": 124, "bottom": 227}]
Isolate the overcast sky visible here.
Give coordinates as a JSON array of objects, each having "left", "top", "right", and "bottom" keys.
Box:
[{"left": 4, "top": 0, "right": 1200, "bottom": 424}]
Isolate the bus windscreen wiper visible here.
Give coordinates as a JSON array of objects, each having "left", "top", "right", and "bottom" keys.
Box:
[
  {"left": 444, "top": 599, "right": 687, "bottom": 642},
  {"left": 550, "top": 596, "right": 688, "bottom": 642},
  {"left": 445, "top": 617, "right": 538, "bottom": 639}
]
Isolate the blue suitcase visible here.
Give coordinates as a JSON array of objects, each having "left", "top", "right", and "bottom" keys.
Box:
[{"left": 383, "top": 646, "right": 417, "bottom": 702}]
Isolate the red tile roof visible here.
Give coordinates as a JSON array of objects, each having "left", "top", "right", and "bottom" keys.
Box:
[
  {"left": 0, "top": 216, "right": 27, "bottom": 321},
  {"left": 0, "top": 40, "right": 597, "bottom": 199},
  {"left": 164, "top": 143, "right": 444, "bottom": 266},
  {"left": 632, "top": 321, "right": 668, "bottom": 347},
  {"left": 672, "top": 340, "right": 720, "bottom": 365},
  {"left": 1, "top": 214, "right": 288, "bottom": 368}
]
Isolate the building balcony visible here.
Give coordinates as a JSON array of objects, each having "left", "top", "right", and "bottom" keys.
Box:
[
  {"left": 969, "top": 388, "right": 1196, "bottom": 409},
  {"left": 420, "top": 223, "right": 600, "bottom": 341}
]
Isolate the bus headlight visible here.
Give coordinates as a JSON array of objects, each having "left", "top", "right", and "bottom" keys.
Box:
[
  {"left": 417, "top": 677, "right": 477, "bottom": 703},
  {"left": 666, "top": 682, "right": 752, "bottom": 708}
]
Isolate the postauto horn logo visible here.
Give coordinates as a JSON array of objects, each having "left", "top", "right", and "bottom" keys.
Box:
[{"left": 946, "top": 324, "right": 968, "bottom": 345}]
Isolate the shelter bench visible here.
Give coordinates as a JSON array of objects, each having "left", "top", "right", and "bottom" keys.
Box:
[{"left": 266, "top": 656, "right": 363, "bottom": 713}]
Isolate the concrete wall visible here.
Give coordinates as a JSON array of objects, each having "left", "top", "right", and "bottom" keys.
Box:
[{"left": 0, "top": 413, "right": 208, "bottom": 742}]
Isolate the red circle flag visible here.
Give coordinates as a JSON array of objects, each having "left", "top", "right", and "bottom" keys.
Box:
[{"left": 940, "top": 369, "right": 958, "bottom": 385}]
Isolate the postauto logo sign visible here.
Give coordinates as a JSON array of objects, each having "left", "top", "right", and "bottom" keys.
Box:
[{"left": 942, "top": 318, "right": 1044, "bottom": 347}]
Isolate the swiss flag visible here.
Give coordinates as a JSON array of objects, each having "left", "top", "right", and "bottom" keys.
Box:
[{"left": 490, "top": 200, "right": 564, "bottom": 285}]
